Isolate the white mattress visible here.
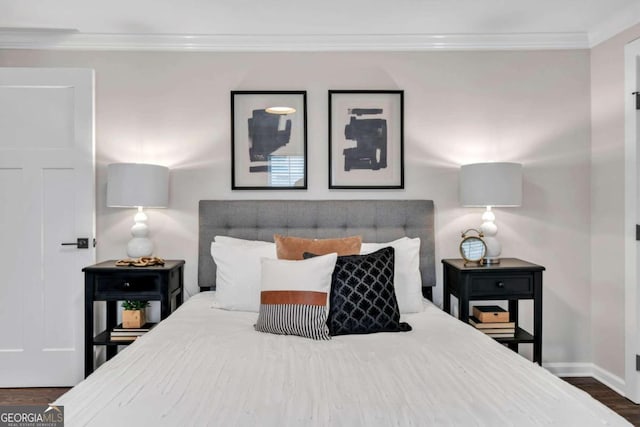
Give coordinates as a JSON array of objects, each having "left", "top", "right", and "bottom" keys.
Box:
[{"left": 57, "top": 292, "right": 629, "bottom": 426}]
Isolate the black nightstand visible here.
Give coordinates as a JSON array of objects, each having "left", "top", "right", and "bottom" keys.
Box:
[
  {"left": 442, "top": 258, "right": 545, "bottom": 364},
  {"left": 83, "top": 260, "right": 185, "bottom": 377}
]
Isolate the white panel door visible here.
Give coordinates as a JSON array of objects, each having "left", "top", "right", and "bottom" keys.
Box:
[
  {"left": 0, "top": 68, "right": 94, "bottom": 386},
  {"left": 626, "top": 39, "right": 640, "bottom": 403}
]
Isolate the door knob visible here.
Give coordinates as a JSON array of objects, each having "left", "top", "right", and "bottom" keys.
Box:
[{"left": 61, "top": 238, "right": 89, "bottom": 249}]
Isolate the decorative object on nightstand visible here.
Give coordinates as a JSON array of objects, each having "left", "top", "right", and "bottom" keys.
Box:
[
  {"left": 115, "top": 256, "right": 165, "bottom": 267},
  {"left": 459, "top": 162, "right": 522, "bottom": 264},
  {"left": 83, "top": 259, "right": 185, "bottom": 377},
  {"left": 472, "top": 305, "right": 509, "bottom": 323},
  {"left": 107, "top": 163, "right": 169, "bottom": 257},
  {"left": 121, "top": 300, "right": 149, "bottom": 328},
  {"left": 459, "top": 228, "right": 486, "bottom": 265},
  {"left": 470, "top": 305, "right": 515, "bottom": 338},
  {"left": 109, "top": 324, "right": 154, "bottom": 342},
  {"left": 442, "top": 258, "right": 545, "bottom": 364},
  {"left": 469, "top": 315, "right": 515, "bottom": 338}
]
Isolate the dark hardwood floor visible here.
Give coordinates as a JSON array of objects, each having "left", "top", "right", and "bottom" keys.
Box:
[
  {"left": 0, "top": 378, "right": 638, "bottom": 425},
  {"left": 0, "top": 387, "right": 70, "bottom": 405},
  {"left": 563, "top": 378, "right": 640, "bottom": 426}
]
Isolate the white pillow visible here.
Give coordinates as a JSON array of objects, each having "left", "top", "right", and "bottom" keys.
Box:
[
  {"left": 214, "top": 235, "right": 274, "bottom": 248},
  {"left": 360, "top": 237, "right": 423, "bottom": 313},
  {"left": 210, "top": 241, "right": 277, "bottom": 312},
  {"left": 255, "top": 253, "right": 337, "bottom": 340}
]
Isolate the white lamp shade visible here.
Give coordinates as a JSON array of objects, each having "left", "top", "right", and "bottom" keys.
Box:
[
  {"left": 107, "top": 163, "right": 169, "bottom": 208},
  {"left": 459, "top": 162, "right": 522, "bottom": 207}
]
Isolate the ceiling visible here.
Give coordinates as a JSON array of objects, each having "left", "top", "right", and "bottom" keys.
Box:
[{"left": 1, "top": 0, "right": 639, "bottom": 50}]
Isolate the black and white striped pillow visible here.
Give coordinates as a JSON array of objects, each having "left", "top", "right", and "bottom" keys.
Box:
[{"left": 255, "top": 253, "right": 337, "bottom": 340}]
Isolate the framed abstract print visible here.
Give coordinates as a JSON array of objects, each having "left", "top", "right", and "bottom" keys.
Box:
[
  {"left": 328, "top": 90, "right": 404, "bottom": 189},
  {"left": 231, "top": 91, "right": 307, "bottom": 190}
]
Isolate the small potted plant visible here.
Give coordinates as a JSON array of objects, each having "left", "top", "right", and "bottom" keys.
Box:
[{"left": 121, "top": 300, "right": 150, "bottom": 328}]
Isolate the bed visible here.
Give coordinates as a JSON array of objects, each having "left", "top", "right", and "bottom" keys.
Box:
[{"left": 57, "top": 200, "right": 630, "bottom": 426}]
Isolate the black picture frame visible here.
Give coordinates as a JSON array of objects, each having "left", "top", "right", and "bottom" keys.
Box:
[
  {"left": 328, "top": 90, "right": 404, "bottom": 189},
  {"left": 231, "top": 90, "right": 308, "bottom": 190}
]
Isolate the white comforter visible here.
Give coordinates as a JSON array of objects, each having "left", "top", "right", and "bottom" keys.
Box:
[{"left": 57, "top": 292, "right": 629, "bottom": 426}]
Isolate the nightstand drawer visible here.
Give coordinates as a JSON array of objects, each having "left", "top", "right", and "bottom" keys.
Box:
[
  {"left": 95, "top": 275, "right": 159, "bottom": 294},
  {"left": 470, "top": 275, "right": 532, "bottom": 297}
]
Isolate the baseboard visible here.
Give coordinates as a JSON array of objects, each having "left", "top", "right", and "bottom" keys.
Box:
[
  {"left": 543, "top": 362, "right": 626, "bottom": 396},
  {"left": 543, "top": 362, "right": 593, "bottom": 377},
  {"left": 592, "top": 364, "right": 626, "bottom": 397}
]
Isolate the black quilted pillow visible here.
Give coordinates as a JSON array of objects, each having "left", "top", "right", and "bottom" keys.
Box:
[{"left": 305, "top": 247, "right": 412, "bottom": 336}]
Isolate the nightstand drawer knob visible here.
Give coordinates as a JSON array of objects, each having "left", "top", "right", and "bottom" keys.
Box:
[{"left": 496, "top": 281, "right": 505, "bottom": 288}]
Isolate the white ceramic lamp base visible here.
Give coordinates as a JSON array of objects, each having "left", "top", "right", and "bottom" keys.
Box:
[
  {"left": 126, "top": 207, "right": 154, "bottom": 257},
  {"left": 480, "top": 206, "right": 501, "bottom": 264}
]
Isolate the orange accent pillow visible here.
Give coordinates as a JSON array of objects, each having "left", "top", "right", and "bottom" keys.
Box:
[{"left": 274, "top": 234, "right": 362, "bottom": 260}]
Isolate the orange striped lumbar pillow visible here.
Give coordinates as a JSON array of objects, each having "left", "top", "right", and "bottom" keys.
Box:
[{"left": 255, "top": 253, "right": 337, "bottom": 340}]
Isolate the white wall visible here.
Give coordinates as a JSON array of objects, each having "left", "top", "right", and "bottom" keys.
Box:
[{"left": 0, "top": 49, "right": 592, "bottom": 365}]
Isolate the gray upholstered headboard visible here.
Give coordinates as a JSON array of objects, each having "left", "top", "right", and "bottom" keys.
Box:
[{"left": 198, "top": 200, "right": 436, "bottom": 299}]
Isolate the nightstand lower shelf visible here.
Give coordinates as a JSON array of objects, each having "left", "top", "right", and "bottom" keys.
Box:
[{"left": 492, "top": 327, "right": 534, "bottom": 344}]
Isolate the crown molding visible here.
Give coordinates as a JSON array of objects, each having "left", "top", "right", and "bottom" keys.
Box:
[
  {"left": 0, "top": 30, "right": 589, "bottom": 52},
  {"left": 589, "top": 2, "right": 640, "bottom": 47}
]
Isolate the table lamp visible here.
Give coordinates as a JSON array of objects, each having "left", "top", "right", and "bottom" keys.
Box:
[
  {"left": 459, "top": 162, "right": 522, "bottom": 264},
  {"left": 107, "top": 163, "right": 169, "bottom": 257}
]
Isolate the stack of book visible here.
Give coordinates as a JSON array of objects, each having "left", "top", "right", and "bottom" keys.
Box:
[
  {"left": 110, "top": 323, "right": 154, "bottom": 342},
  {"left": 469, "top": 305, "right": 515, "bottom": 338}
]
